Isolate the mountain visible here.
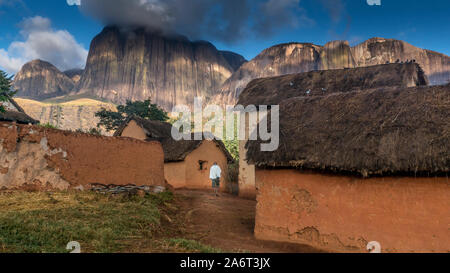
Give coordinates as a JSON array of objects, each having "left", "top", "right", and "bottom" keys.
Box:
[
  {"left": 13, "top": 60, "right": 76, "bottom": 100},
  {"left": 13, "top": 35, "right": 450, "bottom": 110},
  {"left": 220, "top": 51, "right": 248, "bottom": 71},
  {"left": 76, "top": 26, "right": 246, "bottom": 110},
  {"left": 212, "top": 42, "right": 323, "bottom": 106},
  {"left": 212, "top": 38, "right": 450, "bottom": 106},
  {"left": 351, "top": 38, "right": 449, "bottom": 85},
  {"left": 63, "top": 69, "right": 84, "bottom": 83}
]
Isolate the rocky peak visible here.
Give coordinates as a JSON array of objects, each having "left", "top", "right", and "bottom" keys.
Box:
[
  {"left": 76, "top": 26, "right": 246, "bottom": 110},
  {"left": 211, "top": 43, "right": 323, "bottom": 106},
  {"left": 13, "top": 59, "right": 75, "bottom": 100},
  {"left": 351, "top": 37, "right": 450, "bottom": 85}
]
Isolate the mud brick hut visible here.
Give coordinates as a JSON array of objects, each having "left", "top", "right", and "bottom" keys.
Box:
[
  {"left": 115, "top": 117, "right": 234, "bottom": 192},
  {"left": 237, "top": 63, "right": 429, "bottom": 199},
  {"left": 245, "top": 85, "right": 450, "bottom": 253}
]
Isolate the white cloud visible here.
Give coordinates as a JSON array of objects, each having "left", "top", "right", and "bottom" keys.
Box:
[
  {"left": 0, "top": 16, "right": 88, "bottom": 74},
  {"left": 0, "top": 49, "right": 24, "bottom": 74},
  {"left": 19, "top": 16, "right": 52, "bottom": 35},
  {"left": 67, "top": 0, "right": 81, "bottom": 6}
]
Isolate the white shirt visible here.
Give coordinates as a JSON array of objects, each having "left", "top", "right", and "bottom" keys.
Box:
[{"left": 209, "top": 164, "right": 222, "bottom": 179}]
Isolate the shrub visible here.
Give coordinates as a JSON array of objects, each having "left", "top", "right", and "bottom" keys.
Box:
[{"left": 39, "top": 123, "right": 58, "bottom": 129}]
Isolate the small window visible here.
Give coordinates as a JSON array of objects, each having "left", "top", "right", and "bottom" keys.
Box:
[{"left": 198, "top": 160, "right": 208, "bottom": 170}]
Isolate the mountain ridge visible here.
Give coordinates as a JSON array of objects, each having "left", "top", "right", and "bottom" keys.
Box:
[
  {"left": 211, "top": 37, "right": 450, "bottom": 106},
  {"left": 12, "top": 33, "right": 450, "bottom": 109}
]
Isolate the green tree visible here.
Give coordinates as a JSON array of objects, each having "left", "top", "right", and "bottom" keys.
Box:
[
  {"left": 0, "top": 70, "right": 17, "bottom": 113},
  {"left": 95, "top": 99, "right": 169, "bottom": 132}
]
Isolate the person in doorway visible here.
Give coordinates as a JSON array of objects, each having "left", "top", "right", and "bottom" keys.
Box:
[{"left": 210, "top": 162, "right": 222, "bottom": 197}]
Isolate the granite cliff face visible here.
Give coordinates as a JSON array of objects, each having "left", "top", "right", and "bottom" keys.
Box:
[
  {"left": 220, "top": 51, "right": 248, "bottom": 71},
  {"left": 213, "top": 43, "right": 323, "bottom": 106},
  {"left": 63, "top": 69, "right": 84, "bottom": 83},
  {"left": 13, "top": 60, "right": 75, "bottom": 100},
  {"left": 351, "top": 38, "right": 450, "bottom": 85},
  {"left": 77, "top": 26, "right": 246, "bottom": 110},
  {"left": 213, "top": 38, "right": 450, "bottom": 106}
]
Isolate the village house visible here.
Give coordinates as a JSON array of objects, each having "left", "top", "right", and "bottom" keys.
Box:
[
  {"left": 245, "top": 85, "right": 450, "bottom": 253},
  {"left": 236, "top": 63, "right": 429, "bottom": 199},
  {"left": 114, "top": 116, "right": 234, "bottom": 192}
]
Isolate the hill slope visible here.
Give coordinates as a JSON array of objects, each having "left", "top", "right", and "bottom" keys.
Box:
[{"left": 16, "top": 97, "right": 116, "bottom": 134}]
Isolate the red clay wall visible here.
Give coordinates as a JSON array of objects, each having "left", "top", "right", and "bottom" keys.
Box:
[
  {"left": 165, "top": 161, "right": 186, "bottom": 189},
  {"left": 118, "top": 122, "right": 231, "bottom": 192},
  {"left": 239, "top": 140, "right": 256, "bottom": 199},
  {"left": 0, "top": 122, "right": 165, "bottom": 190},
  {"left": 238, "top": 112, "right": 257, "bottom": 200},
  {"left": 184, "top": 141, "right": 230, "bottom": 192},
  {"left": 255, "top": 169, "right": 450, "bottom": 253}
]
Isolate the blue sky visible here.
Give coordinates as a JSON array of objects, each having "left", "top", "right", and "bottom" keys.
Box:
[{"left": 0, "top": 0, "right": 449, "bottom": 74}]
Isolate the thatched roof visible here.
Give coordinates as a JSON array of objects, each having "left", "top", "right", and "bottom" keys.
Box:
[
  {"left": 115, "top": 116, "right": 174, "bottom": 139},
  {"left": 0, "top": 98, "right": 38, "bottom": 124},
  {"left": 7, "top": 98, "right": 27, "bottom": 114},
  {"left": 0, "top": 110, "right": 39, "bottom": 124},
  {"left": 246, "top": 85, "right": 449, "bottom": 177},
  {"left": 237, "top": 63, "right": 429, "bottom": 107},
  {"left": 115, "top": 116, "right": 234, "bottom": 163}
]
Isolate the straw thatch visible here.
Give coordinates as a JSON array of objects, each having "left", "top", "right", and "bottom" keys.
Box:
[
  {"left": 115, "top": 116, "right": 234, "bottom": 163},
  {"left": 246, "top": 85, "right": 449, "bottom": 177},
  {"left": 237, "top": 63, "right": 429, "bottom": 107},
  {"left": 0, "top": 97, "right": 38, "bottom": 125},
  {"left": 7, "top": 98, "right": 27, "bottom": 114},
  {"left": 115, "top": 116, "right": 174, "bottom": 139},
  {"left": 0, "top": 110, "right": 38, "bottom": 124}
]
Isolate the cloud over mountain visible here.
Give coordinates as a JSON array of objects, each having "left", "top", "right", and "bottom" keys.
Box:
[
  {"left": 0, "top": 16, "right": 88, "bottom": 74},
  {"left": 77, "top": 0, "right": 311, "bottom": 43}
]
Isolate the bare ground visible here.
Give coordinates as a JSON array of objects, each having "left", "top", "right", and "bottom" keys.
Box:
[{"left": 158, "top": 189, "right": 323, "bottom": 253}]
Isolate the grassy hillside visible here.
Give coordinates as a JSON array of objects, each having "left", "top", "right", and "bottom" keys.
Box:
[
  {"left": 41, "top": 93, "right": 112, "bottom": 104},
  {"left": 15, "top": 96, "right": 117, "bottom": 135},
  {"left": 0, "top": 191, "right": 222, "bottom": 253}
]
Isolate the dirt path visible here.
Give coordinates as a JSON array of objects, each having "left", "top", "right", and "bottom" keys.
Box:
[{"left": 170, "top": 190, "right": 323, "bottom": 253}]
